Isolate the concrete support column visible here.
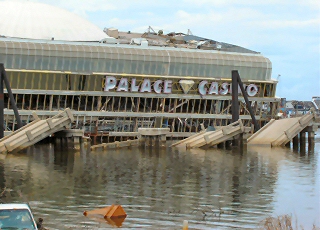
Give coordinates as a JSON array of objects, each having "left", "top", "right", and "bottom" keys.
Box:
[
  {"left": 80, "top": 137, "right": 90, "bottom": 151},
  {"left": 217, "top": 142, "right": 225, "bottom": 149},
  {"left": 144, "top": 136, "right": 150, "bottom": 147},
  {"left": 300, "top": 132, "right": 306, "bottom": 143},
  {"left": 139, "top": 135, "right": 145, "bottom": 147},
  {"left": 225, "top": 140, "right": 232, "bottom": 149},
  {"left": 293, "top": 134, "right": 299, "bottom": 149},
  {"left": 300, "top": 132, "right": 306, "bottom": 151},
  {"left": 138, "top": 128, "right": 170, "bottom": 148},
  {"left": 74, "top": 136, "right": 80, "bottom": 150},
  {"left": 142, "top": 136, "right": 147, "bottom": 147},
  {"left": 151, "top": 136, "right": 156, "bottom": 146},
  {"left": 59, "top": 137, "right": 63, "bottom": 148},
  {"left": 160, "top": 134, "right": 166, "bottom": 147},
  {"left": 232, "top": 135, "right": 239, "bottom": 147},
  {"left": 0, "top": 66, "right": 3, "bottom": 139},
  {"left": 308, "top": 131, "right": 315, "bottom": 145},
  {"left": 232, "top": 134, "right": 244, "bottom": 148},
  {"left": 285, "top": 141, "right": 291, "bottom": 148},
  {"left": 239, "top": 133, "right": 244, "bottom": 150},
  {"left": 308, "top": 141, "right": 315, "bottom": 152}
]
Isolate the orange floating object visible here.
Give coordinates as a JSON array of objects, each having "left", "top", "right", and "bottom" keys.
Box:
[
  {"left": 83, "top": 204, "right": 127, "bottom": 219},
  {"left": 183, "top": 220, "right": 188, "bottom": 230},
  {"left": 105, "top": 216, "right": 126, "bottom": 227}
]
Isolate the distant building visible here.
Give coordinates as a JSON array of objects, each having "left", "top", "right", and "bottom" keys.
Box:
[
  {"left": 312, "top": 96, "right": 320, "bottom": 110},
  {"left": 285, "top": 99, "right": 318, "bottom": 117}
]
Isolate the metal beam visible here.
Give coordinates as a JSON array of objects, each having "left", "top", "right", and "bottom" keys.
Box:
[
  {"left": 1, "top": 66, "right": 22, "bottom": 129},
  {"left": 231, "top": 70, "right": 239, "bottom": 122},
  {"left": 235, "top": 71, "right": 260, "bottom": 132},
  {"left": 0, "top": 65, "right": 4, "bottom": 138}
]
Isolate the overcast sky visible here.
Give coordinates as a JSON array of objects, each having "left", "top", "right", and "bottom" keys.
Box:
[{"left": 7, "top": 0, "right": 320, "bottom": 100}]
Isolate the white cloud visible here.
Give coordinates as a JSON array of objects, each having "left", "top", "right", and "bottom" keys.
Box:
[
  {"left": 182, "top": 0, "right": 320, "bottom": 8},
  {"left": 23, "top": 0, "right": 117, "bottom": 18},
  {"left": 39, "top": 0, "right": 117, "bottom": 11},
  {"left": 298, "top": 0, "right": 320, "bottom": 9},
  {"left": 250, "top": 18, "right": 320, "bottom": 29},
  {"left": 107, "top": 18, "right": 138, "bottom": 29}
]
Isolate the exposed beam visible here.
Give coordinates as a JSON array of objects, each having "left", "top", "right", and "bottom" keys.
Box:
[
  {"left": 3, "top": 109, "right": 261, "bottom": 120},
  {"left": 4, "top": 89, "right": 281, "bottom": 102}
]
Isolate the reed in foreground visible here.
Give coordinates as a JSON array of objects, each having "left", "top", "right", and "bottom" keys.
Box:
[{"left": 260, "top": 215, "right": 319, "bottom": 230}]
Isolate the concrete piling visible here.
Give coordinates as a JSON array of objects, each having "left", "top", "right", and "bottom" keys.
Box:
[
  {"left": 151, "top": 136, "right": 156, "bottom": 147},
  {"left": 74, "top": 136, "right": 80, "bottom": 150},
  {"left": 225, "top": 140, "right": 232, "bottom": 149},
  {"left": 300, "top": 132, "right": 306, "bottom": 144},
  {"left": 283, "top": 124, "right": 317, "bottom": 150},
  {"left": 285, "top": 141, "right": 291, "bottom": 148},
  {"left": 217, "top": 142, "right": 225, "bottom": 149},
  {"left": 293, "top": 134, "right": 299, "bottom": 149},
  {"left": 160, "top": 134, "right": 166, "bottom": 147},
  {"left": 300, "top": 132, "right": 306, "bottom": 150},
  {"left": 308, "top": 131, "right": 315, "bottom": 145},
  {"left": 138, "top": 128, "right": 170, "bottom": 148}
]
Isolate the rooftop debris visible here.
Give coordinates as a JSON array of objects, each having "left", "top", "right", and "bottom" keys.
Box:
[{"left": 104, "top": 26, "right": 259, "bottom": 54}]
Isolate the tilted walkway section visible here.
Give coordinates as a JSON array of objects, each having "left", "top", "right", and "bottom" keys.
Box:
[
  {"left": 0, "top": 108, "right": 74, "bottom": 154},
  {"left": 247, "top": 112, "right": 315, "bottom": 147},
  {"left": 171, "top": 120, "right": 245, "bottom": 149}
]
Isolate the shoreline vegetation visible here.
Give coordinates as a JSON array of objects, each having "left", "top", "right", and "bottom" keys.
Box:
[{"left": 260, "top": 215, "right": 320, "bottom": 230}]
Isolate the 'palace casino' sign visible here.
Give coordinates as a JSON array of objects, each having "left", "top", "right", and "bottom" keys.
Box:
[{"left": 104, "top": 76, "right": 258, "bottom": 96}]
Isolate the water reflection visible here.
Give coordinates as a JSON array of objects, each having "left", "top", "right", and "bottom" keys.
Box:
[{"left": 0, "top": 137, "right": 318, "bottom": 229}]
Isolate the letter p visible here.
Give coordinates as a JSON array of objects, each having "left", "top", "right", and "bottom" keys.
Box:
[{"left": 104, "top": 76, "right": 117, "bottom": 91}]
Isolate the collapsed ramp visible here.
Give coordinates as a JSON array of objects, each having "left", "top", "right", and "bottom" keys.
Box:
[
  {"left": 171, "top": 120, "right": 245, "bottom": 149},
  {"left": 247, "top": 112, "right": 315, "bottom": 147},
  {"left": 0, "top": 108, "right": 74, "bottom": 155}
]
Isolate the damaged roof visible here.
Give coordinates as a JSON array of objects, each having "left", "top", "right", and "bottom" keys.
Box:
[{"left": 108, "top": 27, "right": 259, "bottom": 54}]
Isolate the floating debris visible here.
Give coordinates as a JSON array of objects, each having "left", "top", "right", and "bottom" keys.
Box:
[{"left": 83, "top": 204, "right": 127, "bottom": 227}]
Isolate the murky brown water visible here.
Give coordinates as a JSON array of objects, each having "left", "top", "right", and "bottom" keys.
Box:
[{"left": 0, "top": 132, "right": 319, "bottom": 230}]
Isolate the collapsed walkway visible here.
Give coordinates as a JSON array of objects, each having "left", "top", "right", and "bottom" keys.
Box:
[
  {"left": 0, "top": 108, "right": 74, "bottom": 155},
  {"left": 171, "top": 120, "right": 245, "bottom": 149},
  {"left": 247, "top": 112, "right": 315, "bottom": 147}
]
